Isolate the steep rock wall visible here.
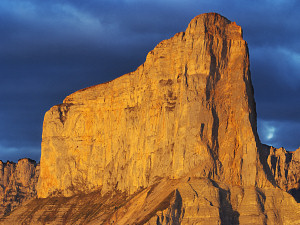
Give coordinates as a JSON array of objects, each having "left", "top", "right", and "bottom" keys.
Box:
[
  {"left": 264, "top": 145, "right": 300, "bottom": 201},
  {"left": 38, "top": 13, "right": 269, "bottom": 198},
  {"left": 0, "top": 158, "right": 39, "bottom": 216}
]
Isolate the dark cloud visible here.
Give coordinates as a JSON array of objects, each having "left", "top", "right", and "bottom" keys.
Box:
[
  {"left": 0, "top": 0, "right": 300, "bottom": 162},
  {"left": 251, "top": 47, "right": 300, "bottom": 112}
]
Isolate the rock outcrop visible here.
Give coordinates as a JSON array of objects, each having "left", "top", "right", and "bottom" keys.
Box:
[
  {"left": 0, "top": 158, "right": 39, "bottom": 216},
  {"left": 38, "top": 12, "right": 268, "bottom": 198},
  {"left": 1, "top": 13, "right": 300, "bottom": 224},
  {"left": 264, "top": 145, "right": 300, "bottom": 202}
]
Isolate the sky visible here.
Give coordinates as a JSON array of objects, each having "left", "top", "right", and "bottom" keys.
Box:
[{"left": 0, "top": 0, "right": 299, "bottom": 162}]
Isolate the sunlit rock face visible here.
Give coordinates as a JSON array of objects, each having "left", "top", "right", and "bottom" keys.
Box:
[
  {"left": 38, "top": 13, "right": 268, "bottom": 198},
  {"left": 265, "top": 145, "right": 300, "bottom": 201},
  {"left": 0, "top": 158, "right": 39, "bottom": 216}
]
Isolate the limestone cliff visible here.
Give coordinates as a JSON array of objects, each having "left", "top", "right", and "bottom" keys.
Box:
[
  {"left": 38, "top": 12, "right": 268, "bottom": 198},
  {"left": 0, "top": 158, "right": 39, "bottom": 216}
]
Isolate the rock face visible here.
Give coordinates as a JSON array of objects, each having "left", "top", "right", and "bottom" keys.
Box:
[
  {"left": 1, "top": 13, "right": 299, "bottom": 224},
  {"left": 0, "top": 158, "right": 39, "bottom": 216},
  {"left": 38, "top": 13, "right": 268, "bottom": 198},
  {"left": 264, "top": 145, "right": 300, "bottom": 201}
]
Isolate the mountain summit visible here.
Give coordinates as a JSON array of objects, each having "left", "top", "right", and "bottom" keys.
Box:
[{"left": 1, "top": 13, "right": 300, "bottom": 224}]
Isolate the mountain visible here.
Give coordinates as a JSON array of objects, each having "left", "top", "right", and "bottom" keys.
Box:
[
  {"left": 1, "top": 13, "right": 299, "bottom": 224},
  {"left": 38, "top": 12, "right": 264, "bottom": 198}
]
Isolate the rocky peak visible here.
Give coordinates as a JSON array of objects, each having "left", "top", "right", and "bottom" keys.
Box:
[
  {"left": 265, "top": 145, "right": 300, "bottom": 201},
  {"left": 0, "top": 158, "right": 39, "bottom": 216},
  {"left": 186, "top": 13, "right": 243, "bottom": 39}
]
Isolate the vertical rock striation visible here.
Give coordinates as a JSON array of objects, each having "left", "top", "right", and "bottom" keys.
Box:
[
  {"left": 0, "top": 158, "right": 39, "bottom": 216},
  {"left": 38, "top": 13, "right": 268, "bottom": 198}
]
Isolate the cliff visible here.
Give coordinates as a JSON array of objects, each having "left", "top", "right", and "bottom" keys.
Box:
[
  {"left": 0, "top": 158, "right": 39, "bottom": 216},
  {"left": 38, "top": 12, "right": 268, "bottom": 198},
  {"left": 1, "top": 13, "right": 300, "bottom": 224},
  {"left": 264, "top": 145, "right": 300, "bottom": 201}
]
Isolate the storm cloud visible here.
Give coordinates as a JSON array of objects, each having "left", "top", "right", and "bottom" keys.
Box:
[{"left": 0, "top": 0, "right": 299, "bottom": 161}]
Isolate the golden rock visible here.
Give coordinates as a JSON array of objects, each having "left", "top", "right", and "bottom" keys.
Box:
[{"left": 38, "top": 13, "right": 267, "bottom": 198}]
